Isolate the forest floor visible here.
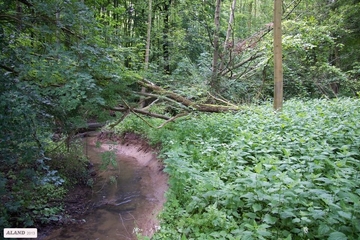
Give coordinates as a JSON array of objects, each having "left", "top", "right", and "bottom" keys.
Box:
[{"left": 39, "top": 132, "right": 168, "bottom": 239}]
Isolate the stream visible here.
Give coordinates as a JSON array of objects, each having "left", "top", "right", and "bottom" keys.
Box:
[{"left": 44, "top": 137, "right": 167, "bottom": 240}]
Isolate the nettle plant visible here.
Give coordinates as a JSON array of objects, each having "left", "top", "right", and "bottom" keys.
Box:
[{"left": 141, "top": 98, "right": 360, "bottom": 240}]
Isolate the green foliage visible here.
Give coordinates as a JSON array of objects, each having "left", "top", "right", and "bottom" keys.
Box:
[
  {"left": 205, "top": 0, "right": 360, "bottom": 102},
  {"left": 46, "top": 140, "right": 90, "bottom": 186},
  {"left": 328, "top": 0, "right": 360, "bottom": 86},
  {"left": 128, "top": 98, "right": 360, "bottom": 239},
  {"left": 281, "top": 18, "right": 346, "bottom": 98},
  {"left": 100, "top": 146, "right": 118, "bottom": 171},
  {"left": 0, "top": 72, "right": 60, "bottom": 227},
  {"left": 0, "top": 0, "right": 133, "bottom": 228},
  {"left": 345, "top": 62, "right": 360, "bottom": 95},
  {"left": 1, "top": 179, "right": 67, "bottom": 227},
  {"left": 28, "top": 184, "right": 66, "bottom": 224},
  {"left": 229, "top": 13, "right": 359, "bottom": 102},
  {"left": 111, "top": 114, "right": 164, "bottom": 143},
  {"left": 164, "top": 55, "right": 211, "bottom": 101},
  {"left": 1, "top": 0, "right": 360, "bottom": 232}
]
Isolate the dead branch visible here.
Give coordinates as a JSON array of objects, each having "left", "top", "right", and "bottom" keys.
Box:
[
  {"left": 135, "top": 91, "right": 193, "bottom": 111},
  {"left": 139, "top": 80, "right": 193, "bottom": 107},
  {"left": 121, "top": 98, "right": 169, "bottom": 128},
  {"left": 208, "top": 92, "right": 238, "bottom": 108},
  {"left": 141, "top": 98, "right": 159, "bottom": 111},
  {"left": 193, "top": 103, "right": 239, "bottom": 112},
  {"left": 139, "top": 79, "right": 241, "bottom": 112},
  {"left": 221, "top": 52, "right": 264, "bottom": 76},
  {"left": 101, "top": 79, "right": 243, "bottom": 129},
  {"left": 156, "top": 112, "right": 189, "bottom": 129},
  {"left": 107, "top": 106, "right": 171, "bottom": 120},
  {"left": 0, "top": 64, "right": 18, "bottom": 74},
  {"left": 109, "top": 110, "right": 130, "bottom": 129}
]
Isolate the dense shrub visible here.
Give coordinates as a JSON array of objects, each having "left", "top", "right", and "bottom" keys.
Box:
[{"left": 115, "top": 98, "right": 360, "bottom": 239}]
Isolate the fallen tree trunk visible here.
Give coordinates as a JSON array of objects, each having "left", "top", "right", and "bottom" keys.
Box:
[
  {"left": 138, "top": 79, "right": 241, "bottom": 112},
  {"left": 105, "top": 105, "right": 171, "bottom": 120},
  {"left": 76, "top": 123, "right": 105, "bottom": 133},
  {"left": 100, "top": 79, "right": 242, "bottom": 129}
]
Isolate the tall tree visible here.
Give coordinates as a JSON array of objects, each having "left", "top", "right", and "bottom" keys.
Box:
[
  {"left": 163, "top": 0, "right": 171, "bottom": 74},
  {"left": 140, "top": 0, "right": 152, "bottom": 108},
  {"left": 273, "top": 0, "right": 283, "bottom": 110},
  {"left": 210, "top": 0, "right": 221, "bottom": 92},
  {"left": 144, "top": 0, "right": 152, "bottom": 70},
  {"left": 220, "top": 0, "right": 236, "bottom": 73},
  {"left": 224, "top": 0, "right": 236, "bottom": 52}
]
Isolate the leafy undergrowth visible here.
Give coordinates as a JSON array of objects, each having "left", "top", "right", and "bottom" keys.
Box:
[{"left": 114, "top": 98, "right": 360, "bottom": 240}]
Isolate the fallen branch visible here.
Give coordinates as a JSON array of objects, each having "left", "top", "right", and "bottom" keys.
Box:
[
  {"left": 139, "top": 79, "right": 241, "bottom": 112},
  {"left": 103, "top": 101, "right": 189, "bottom": 129},
  {"left": 109, "top": 110, "right": 130, "bottom": 129},
  {"left": 76, "top": 123, "right": 105, "bottom": 133},
  {"left": 135, "top": 91, "right": 192, "bottom": 111},
  {"left": 101, "top": 79, "right": 242, "bottom": 129},
  {"left": 138, "top": 80, "right": 193, "bottom": 107},
  {"left": 121, "top": 99, "right": 159, "bottom": 128},
  {"left": 107, "top": 106, "right": 171, "bottom": 120},
  {"left": 220, "top": 52, "right": 264, "bottom": 76},
  {"left": 208, "top": 92, "right": 238, "bottom": 108},
  {"left": 156, "top": 112, "right": 189, "bottom": 129}
]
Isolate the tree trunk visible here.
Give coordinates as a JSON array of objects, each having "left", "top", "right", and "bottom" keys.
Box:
[
  {"left": 16, "top": 0, "right": 23, "bottom": 30},
  {"left": 224, "top": 0, "right": 236, "bottom": 52},
  {"left": 163, "top": 0, "right": 171, "bottom": 74},
  {"left": 210, "top": 0, "right": 221, "bottom": 92},
  {"left": 140, "top": 0, "right": 153, "bottom": 108},
  {"left": 144, "top": 0, "right": 152, "bottom": 70},
  {"left": 273, "top": 0, "right": 283, "bottom": 111},
  {"left": 56, "top": 9, "right": 60, "bottom": 50},
  {"left": 220, "top": 0, "right": 236, "bottom": 74}
]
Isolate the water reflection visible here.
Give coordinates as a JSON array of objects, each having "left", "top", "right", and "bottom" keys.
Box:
[{"left": 45, "top": 139, "right": 156, "bottom": 240}]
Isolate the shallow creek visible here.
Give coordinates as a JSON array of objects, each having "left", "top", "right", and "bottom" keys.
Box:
[{"left": 44, "top": 137, "right": 168, "bottom": 240}]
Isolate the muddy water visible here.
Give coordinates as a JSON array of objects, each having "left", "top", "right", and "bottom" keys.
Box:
[{"left": 45, "top": 138, "right": 167, "bottom": 240}]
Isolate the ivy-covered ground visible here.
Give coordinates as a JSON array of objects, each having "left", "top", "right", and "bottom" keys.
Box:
[{"left": 113, "top": 98, "right": 360, "bottom": 240}]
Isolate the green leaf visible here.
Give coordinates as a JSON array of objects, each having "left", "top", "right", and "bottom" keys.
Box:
[
  {"left": 328, "top": 232, "right": 347, "bottom": 240},
  {"left": 240, "top": 231, "right": 254, "bottom": 240},
  {"left": 252, "top": 203, "right": 262, "bottom": 212},
  {"left": 263, "top": 214, "right": 277, "bottom": 225},
  {"left": 257, "top": 229, "right": 271, "bottom": 237},
  {"left": 280, "top": 210, "right": 296, "bottom": 219},
  {"left": 337, "top": 211, "right": 352, "bottom": 220},
  {"left": 318, "top": 224, "right": 330, "bottom": 236},
  {"left": 284, "top": 234, "right": 292, "bottom": 240},
  {"left": 245, "top": 213, "right": 257, "bottom": 219},
  {"left": 254, "top": 163, "right": 263, "bottom": 173}
]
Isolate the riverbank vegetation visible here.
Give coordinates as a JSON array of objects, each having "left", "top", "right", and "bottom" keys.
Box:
[
  {"left": 1, "top": 0, "right": 359, "bottom": 237},
  {"left": 114, "top": 98, "right": 360, "bottom": 239}
]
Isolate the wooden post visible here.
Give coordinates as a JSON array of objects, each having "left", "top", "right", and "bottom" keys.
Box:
[{"left": 273, "top": 0, "right": 283, "bottom": 111}]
